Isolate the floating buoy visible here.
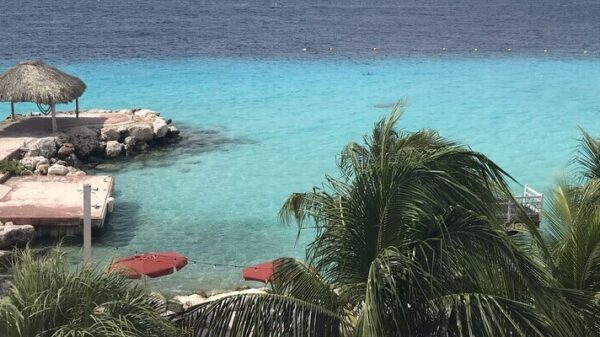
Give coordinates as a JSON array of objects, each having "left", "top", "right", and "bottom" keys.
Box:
[
  {"left": 507, "top": 48, "right": 512, "bottom": 52},
  {"left": 474, "top": 48, "right": 478, "bottom": 52},
  {"left": 373, "top": 47, "right": 377, "bottom": 51},
  {"left": 544, "top": 49, "right": 548, "bottom": 53},
  {"left": 584, "top": 50, "right": 588, "bottom": 54},
  {"left": 442, "top": 47, "right": 446, "bottom": 51},
  {"left": 302, "top": 48, "right": 307, "bottom": 52},
  {"left": 329, "top": 47, "right": 333, "bottom": 51}
]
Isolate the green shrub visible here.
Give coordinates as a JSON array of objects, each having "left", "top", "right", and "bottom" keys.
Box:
[
  {"left": 0, "top": 247, "right": 181, "bottom": 337},
  {"left": 0, "top": 160, "right": 31, "bottom": 176}
]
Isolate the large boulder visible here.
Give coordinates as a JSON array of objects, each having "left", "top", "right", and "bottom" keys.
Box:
[
  {"left": 0, "top": 223, "right": 35, "bottom": 249},
  {"left": 170, "top": 294, "right": 207, "bottom": 312},
  {"left": 67, "top": 126, "right": 102, "bottom": 157},
  {"left": 167, "top": 125, "right": 180, "bottom": 136},
  {"left": 127, "top": 124, "right": 154, "bottom": 142},
  {"left": 152, "top": 118, "right": 169, "bottom": 138},
  {"left": 35, "top": 163, "right": 49, "bottom": 175},
  {"left": 26, "top": 137, "right": 57, "bottom": 158},
  {"left": 105, "top": 141, "right": 124, "bottom": 158},
  {"left": 57, "top": 143, "right": 75, "bottom": 158},
  {"left": 53, "top": 132, "right": 71, "bottom": 146},
  {"left": 20, "top": 156, "right": 48, "bottom": 170},
  {"left": 135, "top": 109, "right": 160, "bottom": 118},
  {"left": 123, "top": 136, "right": 136, "bottom": 153},
  {"left": 100, "top": 127, "right": 121, "bottom": 141},
  {"left": 48, "top": 164, "right": 69, "bottom": 176}
]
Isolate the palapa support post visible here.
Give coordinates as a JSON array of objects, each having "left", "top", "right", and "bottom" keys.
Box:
[
  {"left": 83, "top": 184, "right": 92, "bottom": 264},
  {"left": 50, "top": 103, "right": 57, "bottom": 132},
  {"left": 10, "top": 101, "right": 15, "bottom": 120},
  {"left": 75, "top": 98, "right": 79, "bottom": 119}
]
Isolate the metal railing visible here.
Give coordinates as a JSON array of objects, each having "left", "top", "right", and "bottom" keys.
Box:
[{"left": 497, "top": 185, "right": 543, "bottom": 224}]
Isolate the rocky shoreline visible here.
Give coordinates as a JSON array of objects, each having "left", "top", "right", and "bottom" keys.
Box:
[{"left": 15, "top": 108, "right": 180, "bottom": 176}]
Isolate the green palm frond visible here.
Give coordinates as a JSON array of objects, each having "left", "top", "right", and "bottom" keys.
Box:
[
  {"left": 179, "top": 293, "right": 350, "bottom": 337},
  {"left": 271, "top": 258, "right": 346, "bottom": 313},
  {"left": 577, "top": 129, "right": 600, "bottom": 181},
  {"left": 184, "top": 104, "right": 591, "bottom": 337},
  {"left": 0, "top": 247, "right": 179, "bottom": 337}
]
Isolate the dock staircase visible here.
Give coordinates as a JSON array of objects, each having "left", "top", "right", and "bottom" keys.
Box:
[{"left": 497, "top": 185, "right": 543, "bottom": 226}]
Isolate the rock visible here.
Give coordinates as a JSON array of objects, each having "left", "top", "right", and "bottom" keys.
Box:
[
  {"left": 56, "top": 160, "right": 68, "bottom": 166},
  {"left": 86, "top": 108, "right": 112, "bottom": 114},
  {"left": 95, "top": 163, "right": 118, "bottom": 171},
  {"left": 167, "top": 125, "right": 180, "bottom": 136},
  {"left": 0, "top": 250, "right": 11, "bottom": 262},
  {"left": 48, "top": 164, "right": 69, "bottom": 176},
  {"left": 66, "top": 170, "right": 86, "bottom": 176},
  {"left": 135, "top": 109, "right": 160, "bottom": 118},
  {"left": 0, "top": 224, "right": 35, "bottom": 249},
  {"left": 54, "top": 132, "right": 71, "bottom": 145},
  {"left": 68, "top": 126, "right": 102, "bottom": 157},
  {"left": 171, "top": 294, "right": 207, "bottom": 311},
  {"left": 65, "top": 153, "right": 83, "bottom": 167},
  {"left": 152, "top": 118, "right": 169, "bottom": 138},
  {"left": 20, "top": 156, "right": 48, "bottom": 170},
  {"left": 26, "top": 137, "right": 57, "bottom": 158},
  {"left": 127, "top": 124, "right": 154, "bottom": 141},
  {"left": 138, "top": 142, "right": 150, "bottom": 152},
  {"left": 123, "top": 136, "right": 136, "bottom": 152},
  {"left": 57, "top": 143, "right": 75, "bottom": 158},
  {"left": 35, "top": 163, "right": 49, "bottom": 175},
  {"left": 100, "top": 127, "right": 120, "bottom": 141},
  {"left": 116, "top": 126, "right": 128, "bottom": 134},
  {"left": 116, "top": 109, "right": 134, "bottom": 115},
  {"left": 105, "top": 141, "right": 124, "bottom": 158}
]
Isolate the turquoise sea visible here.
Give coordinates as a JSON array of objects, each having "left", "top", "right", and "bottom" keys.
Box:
[{"left": 3, "top": 56, "right": 600, "bottom": 291}]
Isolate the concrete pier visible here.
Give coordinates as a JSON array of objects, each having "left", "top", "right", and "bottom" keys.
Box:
[{"left": 0, "top": 175, "right": 114, "bottom": 236}]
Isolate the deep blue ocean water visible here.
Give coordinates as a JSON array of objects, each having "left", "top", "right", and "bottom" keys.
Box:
[{"left": 2, "top": 0, "right": 600, "bottom": 291}]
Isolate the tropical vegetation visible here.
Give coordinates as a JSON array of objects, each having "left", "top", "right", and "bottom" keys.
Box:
[
  {"left": 0, "top": 159, "right": 30, "bottom": 176},
  {"left": 181, "top": 104, "right": 600, "bottom": 337},
  {"left": 2, "top": 104, "right": 600, "bottom": 337},
  {"left": 0, "top": 247, "right": 180, "bottom": 337}
]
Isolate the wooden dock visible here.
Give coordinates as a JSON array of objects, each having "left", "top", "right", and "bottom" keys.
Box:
[{"left": 0, "top": 175, "right": 114, "bottom": 236}]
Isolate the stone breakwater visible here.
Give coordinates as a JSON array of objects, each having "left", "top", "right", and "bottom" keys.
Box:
[{"left": 16, "top": 108, "right": 180, "bottom": 176}]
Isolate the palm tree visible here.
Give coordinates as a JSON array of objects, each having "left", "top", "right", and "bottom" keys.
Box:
[
  {"left": 0, "top": 247, "right": 180, "bottom": 337},
  {"left": 182, "top": 103, "right": 583, "bottom": 337},
  {"left": 544, "top": 130, "right": 600, "bottom": 333}
]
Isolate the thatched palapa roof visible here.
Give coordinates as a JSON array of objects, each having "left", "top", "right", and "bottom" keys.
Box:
[{"left": 0, "top": 60, "right": 86, "bottom": 105}]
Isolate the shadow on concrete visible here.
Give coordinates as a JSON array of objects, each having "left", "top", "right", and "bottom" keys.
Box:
[{"left": 0, "top": 116, "right": 111, "bottom": 137}]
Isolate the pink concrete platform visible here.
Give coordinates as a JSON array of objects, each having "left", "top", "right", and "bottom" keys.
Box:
[{"left": 0, "top": 175, "right": 114, "bottom": 228}]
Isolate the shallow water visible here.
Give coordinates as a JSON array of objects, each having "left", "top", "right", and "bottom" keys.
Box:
[{"left": 3, "top": 57, "right": 599, "bottom": 291}]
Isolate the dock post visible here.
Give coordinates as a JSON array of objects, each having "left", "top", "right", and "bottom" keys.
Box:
[{"left": 83, "top": 184, "right": 92, "bottom": 264}]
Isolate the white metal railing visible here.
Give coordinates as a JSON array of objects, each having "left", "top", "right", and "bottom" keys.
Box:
[{"left": 497, "top": 185, "right": 543, "bottom": 224}]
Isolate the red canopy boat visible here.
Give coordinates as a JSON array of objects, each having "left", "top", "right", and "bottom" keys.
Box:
[
  {"left": 242, "top": 260, "right": 276, "bottom": 283},
  {"left": 108, "top": 252, "right": 188, "bottom": 279}
]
